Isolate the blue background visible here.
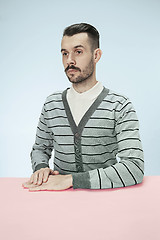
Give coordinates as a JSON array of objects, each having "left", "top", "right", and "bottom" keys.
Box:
[{"left": 0, "top": 0, "right": 159, "bottom": 177}]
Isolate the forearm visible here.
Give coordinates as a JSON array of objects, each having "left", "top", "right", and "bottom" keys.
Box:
[
  {"left": 31, "top": 102, "right": 54, "bottom": 173},
  {"left": 71, "top": 157, "right": 144, "bottom": 190},
  {"left": 31, "top": 145, "right": 51, "bottom": 173}
]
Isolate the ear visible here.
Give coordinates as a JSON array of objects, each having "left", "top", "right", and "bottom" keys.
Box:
[{"left": 94, "top": 48, "right": 103, "bottom": 63}]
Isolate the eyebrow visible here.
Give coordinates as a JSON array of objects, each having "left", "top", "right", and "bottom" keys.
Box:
[{"left": 61, "top": 45, "right": 85, "bottom": 52}]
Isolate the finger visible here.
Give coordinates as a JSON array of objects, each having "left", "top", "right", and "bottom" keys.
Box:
[
  {"left": 22, "top": 182, "right": 32, "bottom": 188},
  {"left": 37, "top": 171, "right": 44, "bottom": 185},
  {"left": 33, "top": 172, "right": 39, "bottom": 185},
  {"left": 22, "top": 181, "right": 37, "bottom": 188},
  {"left": 29, "top": 174, "right": 34, "bottom": 183},
  {"left": 43, "top": 170, "right": 50, "bottom": 183},
  {"left": 22, "top": 180, "right": 32, "bottom": 186},
  {"left": 22, "top": 182, "right": 28, "bottom": 188},
  {"left": 29, "top": 184, "right": 46, "bottom": 191}
]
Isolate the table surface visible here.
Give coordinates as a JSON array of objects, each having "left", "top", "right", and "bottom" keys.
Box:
[{"left": 0, "top": 176, "right": 160, "bottom": 240}]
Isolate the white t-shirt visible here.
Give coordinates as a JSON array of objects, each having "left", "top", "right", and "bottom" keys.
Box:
[{"left": 66, "top": 81, "right": 104, "bottom": 126}]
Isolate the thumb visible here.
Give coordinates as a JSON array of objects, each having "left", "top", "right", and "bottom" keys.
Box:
[{"left": 50, "top": 170, "right": 59, "bottom": 175}]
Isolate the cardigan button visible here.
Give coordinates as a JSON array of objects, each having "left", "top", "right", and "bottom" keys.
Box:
[
  {"left": 75, "top": 132, "right": 79, "bottom": 138},
  {"left": 77, "top": 165, "right": 81, "bottom": 171},
  {"left": 75, "top": 139, "right": 79, "bottom": 144}
]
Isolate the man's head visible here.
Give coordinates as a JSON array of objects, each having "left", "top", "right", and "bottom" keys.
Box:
[
  {"left": 61, "top": 23, "right": 102, "bottom": 84},
  {"left": 63, "top": 23, "right": 100, "bottom": 53}
]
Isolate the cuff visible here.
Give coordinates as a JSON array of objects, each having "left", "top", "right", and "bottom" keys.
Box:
[
  {"left": 34, "top": 163, "right": 49, "bottom": 173},
  {"left": 71, "top": 171, "right": 91, "bottom": 189}
]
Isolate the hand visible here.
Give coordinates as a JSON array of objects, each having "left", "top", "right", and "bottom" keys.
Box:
[
  {"left": 22, "top": 174, "right": 73, "bottom": 191},
  {"left": 22, "top": 167, "right": 60, "bottom": 187}
]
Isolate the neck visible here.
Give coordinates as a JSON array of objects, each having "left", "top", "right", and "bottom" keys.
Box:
[{"left": 72, "top": 75, "right": 98, "bottom": 94}]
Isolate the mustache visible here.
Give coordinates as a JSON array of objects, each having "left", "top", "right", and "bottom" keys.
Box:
[{"left": 65, "top": 66, "right": 80, "bottom": 72}]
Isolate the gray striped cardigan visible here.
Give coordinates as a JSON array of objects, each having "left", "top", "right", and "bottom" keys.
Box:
[{"left": 30, "top": 86, "right": 144, "bottom": 189}]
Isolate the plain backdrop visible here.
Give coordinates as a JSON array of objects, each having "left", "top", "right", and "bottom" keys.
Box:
[{"left": 0, "top": 0, "right": 159, "bottom": 177}]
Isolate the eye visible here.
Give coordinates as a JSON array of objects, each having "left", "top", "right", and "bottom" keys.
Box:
[
  {"left": 62, "top": 52, "right": 68, "bottom": 56},
  {"left": 76, "top": 50, "right": 82, "bottom": 54}
]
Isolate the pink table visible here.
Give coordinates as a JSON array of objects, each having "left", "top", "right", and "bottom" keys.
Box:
[{"left": 0, "top": 176, "right": 160, "bottom": 240}]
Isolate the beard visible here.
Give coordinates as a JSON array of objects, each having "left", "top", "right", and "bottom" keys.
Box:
[{"left": 65, "top": 57, "right": 94, "bottom": 84}]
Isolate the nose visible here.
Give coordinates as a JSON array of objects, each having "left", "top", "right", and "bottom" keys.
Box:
[{"left": 66, "top": 52, "right": 76, "bottom": 66}]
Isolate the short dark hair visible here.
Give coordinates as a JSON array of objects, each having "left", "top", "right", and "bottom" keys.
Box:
[{"left": 62, "top": 23, "right": 100, "bottom": 52}]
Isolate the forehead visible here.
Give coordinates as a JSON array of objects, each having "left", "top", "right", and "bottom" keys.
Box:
[{"left": 61, "top": 32, "right": 90, "bottom": 51}]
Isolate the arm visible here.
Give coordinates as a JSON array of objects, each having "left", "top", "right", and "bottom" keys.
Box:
[
  {"left": 30, "top": 101, "right": 54, "bottom": 173},
  {"left": 71, "top": 98, "right": 144, "bottom": 189}
]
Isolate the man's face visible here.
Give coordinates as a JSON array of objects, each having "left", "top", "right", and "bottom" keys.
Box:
[{"left": 61, "top": 33, "right": 95, "bottom": 84}]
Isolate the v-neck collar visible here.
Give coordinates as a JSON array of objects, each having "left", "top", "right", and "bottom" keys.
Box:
[{"left": 62, "top": 86, "right": 109, "bottom": 137}]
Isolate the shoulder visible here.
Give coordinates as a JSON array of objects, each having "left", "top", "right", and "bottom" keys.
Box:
[
  {"left": 45, "top": 89, "right": 64, "bottom": 103},
  {"left": 105, "top": 88, "right": 129, "bottom": 103},
  {"left": 103, "top": 88, "right": 135, "bottom": 114}
]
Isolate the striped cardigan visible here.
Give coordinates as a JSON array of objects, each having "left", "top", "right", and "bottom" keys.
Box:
[{"left": 30, "top": 86, "right": 144, "bottom": 189}]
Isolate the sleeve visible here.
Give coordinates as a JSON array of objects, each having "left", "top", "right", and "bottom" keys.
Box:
[
  {"left": 30, "top": 101, "right": 54, "bottom": 173},
  {"left": 71, "top": 98, "right": 144, "bottom": 189}
]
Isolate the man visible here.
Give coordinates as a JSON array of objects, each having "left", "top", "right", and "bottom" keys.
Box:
[{"left": 23, "top": 23, "right": 144, "bottom": 191}]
